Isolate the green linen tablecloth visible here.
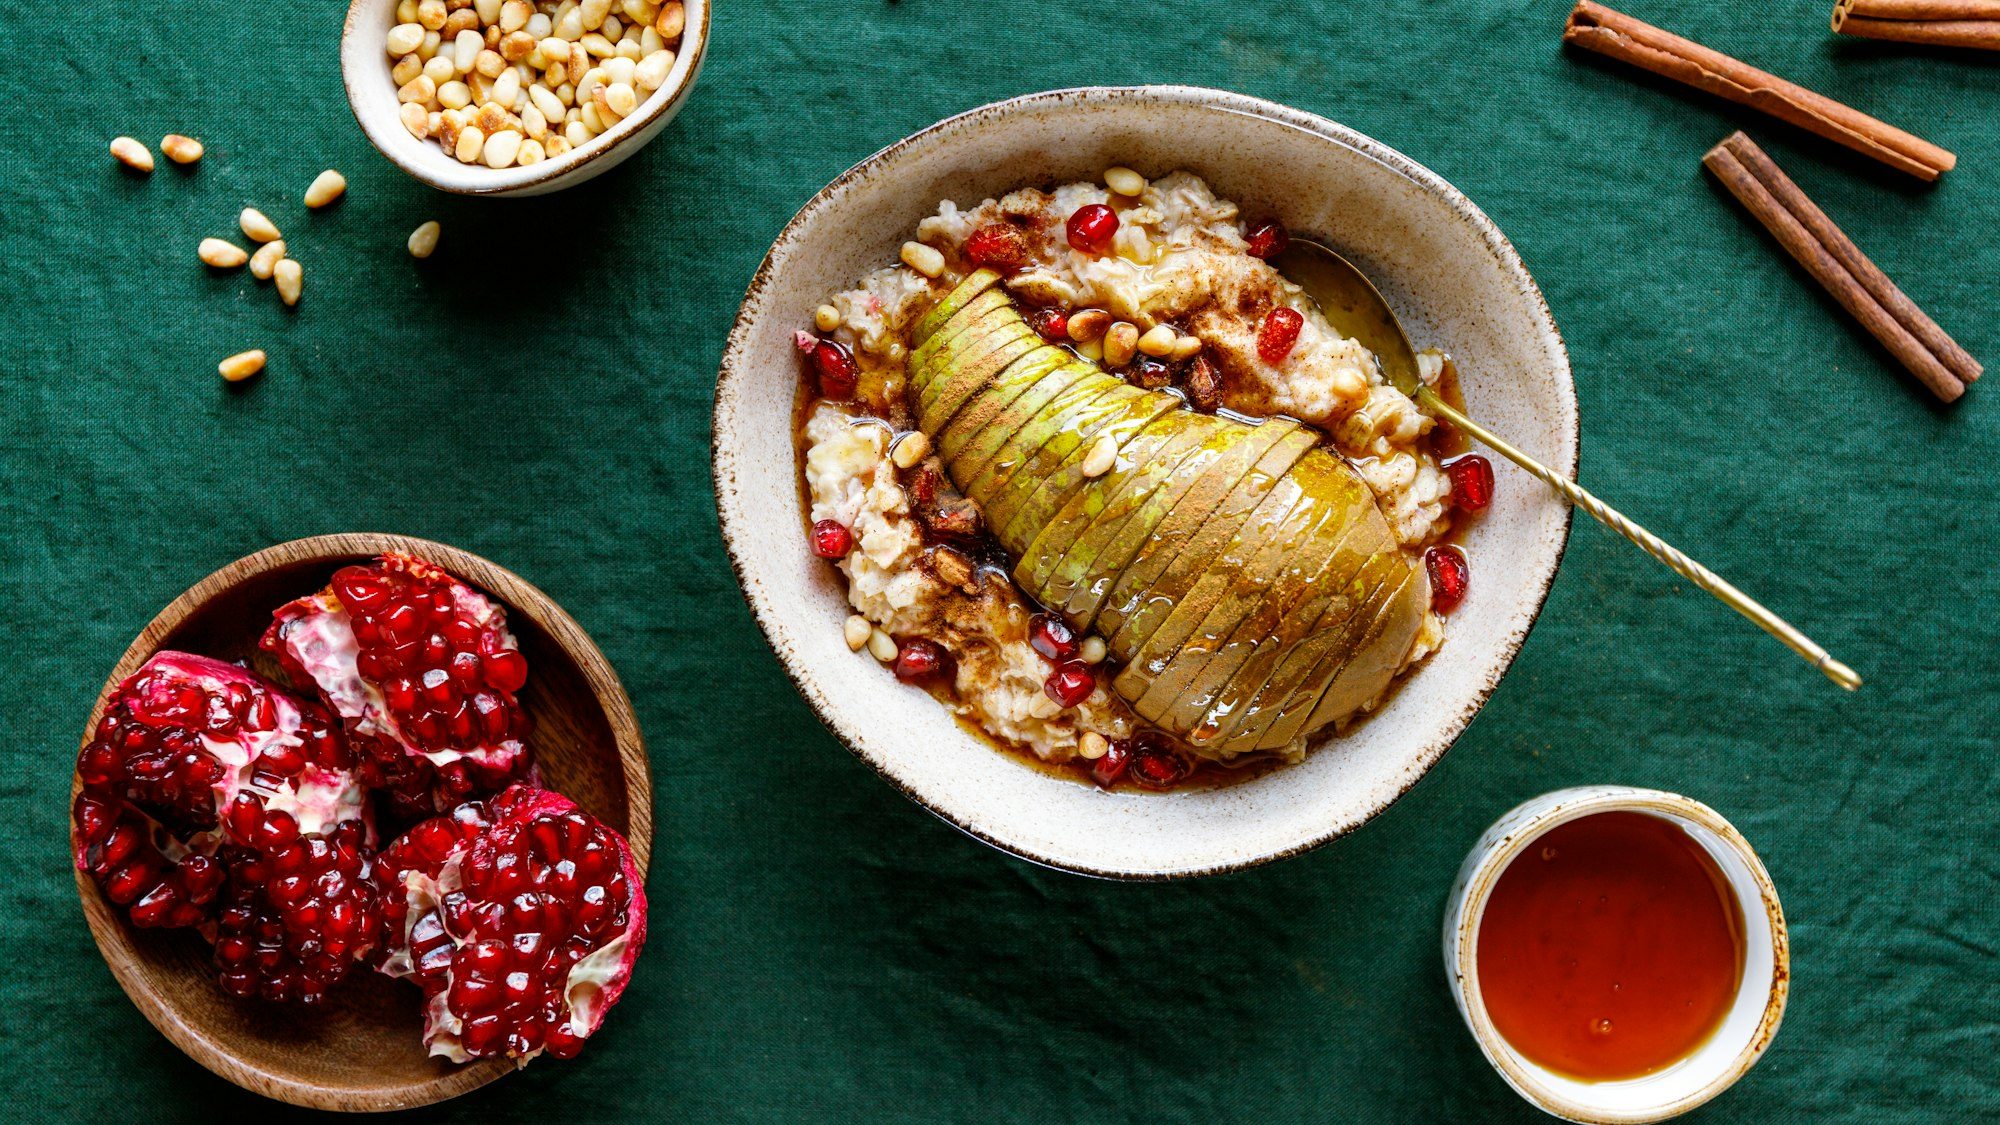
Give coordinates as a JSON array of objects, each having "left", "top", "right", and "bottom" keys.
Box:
[{"left": 4, "top": 0, "right": 1995, "bottom": 1119}]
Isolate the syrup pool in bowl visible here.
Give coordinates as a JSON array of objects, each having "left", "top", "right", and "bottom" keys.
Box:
[{"left": 1475, "top": 810, "right": 1747, "bottom": 1081}]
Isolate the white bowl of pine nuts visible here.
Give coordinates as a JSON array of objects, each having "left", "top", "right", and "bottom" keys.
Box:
[{"left": 342, "top": 0, "right": 707, "bottom": 195}]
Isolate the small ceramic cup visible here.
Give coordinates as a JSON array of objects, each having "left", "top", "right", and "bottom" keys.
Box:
[
  {"left": 1442, "top": 786, "right": 1789, "bottom": 1123},
  {"left": 340, "top": 0, "right": 710, "bottom": 195}
]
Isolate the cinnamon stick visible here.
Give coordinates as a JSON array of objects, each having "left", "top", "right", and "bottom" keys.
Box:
[
  {"left": 1702, "top": 131, "right": 1980, "bottom": 403},
  {"left": 1564, "top": 1, "right": 1957, "bottom": 181},
  {"left": 1832, "top": 0, "right": 2000, "bottom": 50}
]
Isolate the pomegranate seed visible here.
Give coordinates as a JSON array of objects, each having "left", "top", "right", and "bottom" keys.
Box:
[
  {"left": 810, "top": 519, "right": 853, "bottom": 559},
  {"left": 481, "top": 649, "right": 529, "bottom": 693},
  {"left": 1447, "top": 455, "right": 1495, "bottom": 513},
  {"left": 965, "top": 224, "right": 1029, "bottom": 272},
  {"left": 1066, "top": 204, "right": 1119, "bottom": 255},
  {"left": 1426, "top": 546, "right": 1470, "bottom": 613},
  {"left": 810, "top": 339, "right": 858, "bottom": 399},
  {"left": 1025, "top": 306, "right": 1069, "bottom": 342},
  {"left": 1028, "top": 613, "right": 1079, "bottom": 663},
  {"left": 893, "top": 638, "right": 951, "bottom": 683},
  {"left": 1089, "top": 739, "right": 1131, "bottom": 787},
  {"left": 1245, "top": 219, "right": 1290, "bottom": 259},
  {"left": 1044, "top": 661, "right": 1096, "bottom": 708},
  {"left": 1257, "top": 307, "right": 1304, "bottom": 365},
  {"left": 1130, "top": 741, "right": 1192, "bottom": 789}
]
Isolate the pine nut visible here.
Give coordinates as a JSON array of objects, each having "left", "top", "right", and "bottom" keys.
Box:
[
  {"left": 1078, "top": 731, "right": 1109, "bottom": 759},
  {"left": 564, "top": 120, "right": 590, "bottom": 147},
  {"left": 199, "top": 238, "right": 248, "bottom": 268},
  {"left": 891, "top": 431, "right": 930, "bottom": 469},
  {"left": 1171, "top": 334, "right": 1203, "bottom": 361},
  {"left": 1330, "top": 365, "right": 1368, "bottom": 402},
  {"left": 406, "top": 220, "right": 442, "bottom": 258},
  {"left": 439, "top": 79, "right": 472, "bottom": 108},
  {"left": 634, "top": 47, "right": 672, "bottom": 90},
  {"left": 603, "top": 81, "right": 637, "bottom": 116},
  {"left": 517, "top": 138, "right": 546, "bottom": 164},
  {"left": 452, "top": 28, "right": 483, "bottom": 71},
  {"left": 1104, "top": 166, "right": 1146, "bottom": 196},
  {"left": 398, "top": 0, "right": 418, "bottom": 20},
  {"left": 653, "top": 0, "right": 683, "bottom": 38},
  {"left": 250, "top": 239, "right": 286, "bottom": 280},
  {"left": 160, "top": 134, "right": 203, "bottom": 164},
  {"left": 304, "top": 169, "right": 347, "bottom": 209},
  {"left": 1076, "top": 337, "right": 1104, "bottom": 363},
  {"left": 239, "top": 208, "right": 281, "bottom": 243},
  {"left": 274, "top": 258, "right": 302, "bottom": 306},
  {"left": 1079, "top": 636, "right": 1107, "bottom": 664},
  {"left": 387, "top": 21, "right": 426, "bottom": 55},
  {"left": 110, "top": 137, "right": 154, "bottom": 172},
  {"left": 867, "top": 628, "right": 898, "bottom": 663},
  {"left": 545, "top": 134, "right": 572, "bottom": 157},
  {"left": 482, "top": 128, "right": 522, "bottom": 167},
  {"left": 400, "top": 101, "right": 431, "bottom": 138},
  {"left": 1029, "top": 695, "right": 1062, "bottom": 720},
  {"left": 1080, "top": 433, "right": 1117, "bottom": 478},
  {"left": 475, "top": 47, "right": 506, "bottom": 77},
  {"left": 1103, "top": 322, "right": 1139, "bottom": 367},
  {"left": 417, "top": 0, "right": 447, "bottom": 29},
  {"left": 398, "top": 74, "right": 438, "bottom": 104},
  {"left": 423, "top": 53, "right": 455, "bottom": 84},
  {"left": 493, "top": 68, "right": 522, "bottom": 107},
  {"left": 844, "top": 615, "right": 872, "bottom": 652},
  {"left": 604, "top": 54, "right": 636, "bottom": 85},
  {"left": 218, "top": 350, "right": 267, "bottom": 382},
  {"left": 474, "top": 0, "right": 502, "bottom": 22},
  {"left": 813, "top": 304, "right": 841, "bottom": 332},
  {"left": 500, "top": 0, "right": 530, "bottom": 29},
  {"left": 900, "top": 241, "right": 945, "bottom": 278},
  {"left": 1067, "top": 308, "right": 1111, "bottom": 342},
  {"left": 392, "top": 52, "right": 423, "bottom": 84},
  {"left": 456, "top": 124, "right": 486, "bottom": 162},
  {"left": 1136, "top": 323, "right": 1177, "bottom": 357}
]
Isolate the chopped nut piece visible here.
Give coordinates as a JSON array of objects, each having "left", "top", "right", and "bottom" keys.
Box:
[
  {"left": 844, "top": 615, "right": 872, "bottom": 652},
  {"left": 250, "top": 239, "right": 286, "bottom": 280},
  {"left": 1104, "top": 166, "right": 1146, "bottom": 196},
  {"left": 110, "top": 137, "right": 154, "bottom": 172},
  {"left": 1078, "top": 731, "right": 1109, "bottom": 759},
  {"left": 929, "top": 546, "right": 975, "bottom": 591},
  {"left": 239, "top": 208, "right": 281, "bottom": 243},
  {"left": 408, "top": 220, "right": 441, "bottom": 258},
  {"left": 1080, "top": 432, "right": 1117, "bottom": 479},
  {"left": 900, "top": 241, "right": 945, "bottom": 278},
  {"left": 1136, "top": 323, "right": 1177, "bottom": 357},
  {"left": 1103, "top": 321, "right": 1139, "bottom": 367},
  {"left": 1079, "top": 636, "right": 1107, "bottom": 664},
  {"left": 218, "top": 349, "right": 266, "bottom": 382},
  {"left": 1184, "top": 355, "right": 1222, "bottom": 412},
  {"left": 274, "top": 258, "right": 302, "bottom": 306},
  {"left": 198, "top": 238, "right": 248, "bottom": 268},
  {"left": 890, "top": 431, "right": 930, "bottom": 469},
  {"left": 1066, "top": 308, "right": 1111, "bottom": 342},
  {"left": 160, "top": 134, "right": 204, "bottom": 165},
  {"left": 304, "top": 170, "right": 347, "bottom": 208}
]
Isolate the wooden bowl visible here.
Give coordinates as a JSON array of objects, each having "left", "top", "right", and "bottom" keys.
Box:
[{"left": 70, "top": 533, "right": 650, "bottom": 1111}]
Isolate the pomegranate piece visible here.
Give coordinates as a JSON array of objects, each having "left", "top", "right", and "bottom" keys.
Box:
[
  {"left": 72, "top": 792, "right": 225, "bottom": 929},
  {"left": 72, "top": 652, "right": 370, "bottom": 931},
  {"left": 1028, "top": 613, "right": 1079, "bottom": 663},
  {"left": 893, "top": 638, "right": 951, "bottom": 683},
  {"left": 1257, "top": 307, "right": 1304, "bottom": 365},
  {"left": 1066, "top": 204, "right": 1119, "bottom": 255},
  {"left": 965, "top": 224, "right": 1030, "bottom": 273},
  {"left": 1088, "top": 739, "right": 1131, "bottom": 788},
  {"left": 1447, "top": 454, "right": 1495, "bottom": 513},
  {"left": 214, "top": 820, "right": 382, "bottom": 1004},
  {"left": 264, "top": 554, "right": 533, "bottom": 820},
  {"left": 1245, "top": 219, "right": 1290, "bottom": 259},
  {"left": 1426, "top": 546, "right": 1470, "bottom": 613},
  {"left": 810, "top": 519, "right": 854, "bottom": 559},
  {"left": 1044, "top": 661, "right": 1096, "bottom": 708},
  {"left": 810, "top": 339, "right": 858, "bottom": 400},
  {"left": 1025, "top": 306, "right": 1070, "bottom": 343},
  {"left": 376, "top": 786, "right": 647, "bottom": 1063}
]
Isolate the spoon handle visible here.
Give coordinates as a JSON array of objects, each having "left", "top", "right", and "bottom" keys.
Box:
[{"left": 1416, "top": 388, "right": 1860, "bottom": 691}]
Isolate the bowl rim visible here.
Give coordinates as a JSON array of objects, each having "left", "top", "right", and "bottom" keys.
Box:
[
  {"left": 713, "top": 84, "right": 1578, "bottom": 880},
  {"left": 1444, "top": 786, "right": 1790, "bottom": 1123},
  {"left": 339, "top": 0, "right": 711, "bottom": 195},
  {"left": 71, "top": 532, "right": 652, "bottom": 1111}
]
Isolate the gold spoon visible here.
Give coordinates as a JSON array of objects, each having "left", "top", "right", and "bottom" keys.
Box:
[{"left": 1275, "top": 238, "right": 1861, "bottom": 690}]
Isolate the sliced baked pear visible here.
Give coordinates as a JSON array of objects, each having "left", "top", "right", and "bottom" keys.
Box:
[
  {"left": 962, "top": 375, "right": 1124, "bottom": 513},
  {"left": 910, "top": 267, "right": 1004, "bottom": 346},
  {"left": 987, "top": 385, "right": 1172, "bottom": 554},
  {"left": 936, "top": 350, "right": 1076, "bottom": 464}
]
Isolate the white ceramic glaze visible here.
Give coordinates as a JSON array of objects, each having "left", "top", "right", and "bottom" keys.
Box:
[
  {"left": 714, "top": 87, "right": 1579, "bottom": 878},
  {"left": 1442, "top": 787, "right": 1789, "bottom": 1122},
  {"left": 340, "top": 0, "right": 709, "bottom": 196}
]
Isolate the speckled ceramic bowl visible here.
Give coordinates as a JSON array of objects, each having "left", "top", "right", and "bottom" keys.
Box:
[
  {"left": 713, "top": 86, "right": 1578, "bottom": 878},
  {"left": 340, "top": 0, "right": 709, "bottom": 196}
]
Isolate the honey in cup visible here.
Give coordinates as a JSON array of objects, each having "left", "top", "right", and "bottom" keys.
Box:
[{"left": 1475, "top": 811, "right": 1746, "bottom": 1081}]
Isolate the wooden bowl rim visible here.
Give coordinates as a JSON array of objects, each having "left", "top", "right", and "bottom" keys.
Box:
[{"left": 70, "top": 533, "right": 651, "bottom": 1112}]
